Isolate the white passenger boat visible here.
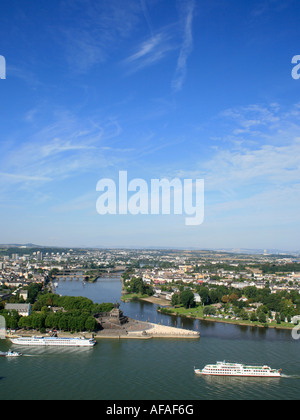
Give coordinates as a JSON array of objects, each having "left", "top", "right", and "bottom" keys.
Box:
[
  {"left": 10, "top": 336, "right": 96, "bottom": 347},
  {"left": 194, "top": 361, "right": 282, "bottom": 377},
  {"left": 0, "top": 351, "right": 22, "bottom": 357}
]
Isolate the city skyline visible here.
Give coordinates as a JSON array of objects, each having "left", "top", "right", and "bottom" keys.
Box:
[{"left": 0, "top": 0, "right": 300, "bottom": 250}]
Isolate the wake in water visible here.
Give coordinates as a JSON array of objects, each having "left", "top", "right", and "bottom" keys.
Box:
[
  {"left": 281, "top": 374, "right": 300, "bottom": 379},
  {"left": 22, "top": 354, "right": 40, "bottom": 357}
]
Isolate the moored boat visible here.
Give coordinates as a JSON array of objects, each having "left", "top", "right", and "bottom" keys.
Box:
[
  {"left": 194, "top": 361, "right": 282, "bottom": 377},
  {"left": 10, "top": 336, "right": 96, "bottom": 347}
]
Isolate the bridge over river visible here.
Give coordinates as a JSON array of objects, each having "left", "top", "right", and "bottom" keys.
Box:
[{"left": 54, "top": 267, "right": 125, "bottom": 282}]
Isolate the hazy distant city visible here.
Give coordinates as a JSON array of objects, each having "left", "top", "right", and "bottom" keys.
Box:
[
  {"left": 1, "top": 244, "right": 300, "bottom": 329},
  {"left": 1, "top": 0, "right": 300, "bottom": 402}
]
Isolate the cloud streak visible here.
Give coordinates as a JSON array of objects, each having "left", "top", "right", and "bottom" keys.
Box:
[
  {"left": 0, "top": 172, "right": 52, "bottom": 183},
  {"left": 173, "top": 102, "right": 300, "bottom": 229},
  {"left": 58, "top": 0, "right": 142, "bottom": 73},
  {"left": 0, "top": 111, "right": 126, "bottom": 198},
  {"left": 172, "top": 0, "right": 195, "bottom": 92},
  {"left": 140, "top": 0, "right": 154, "bottom": 36},
  {"left": 123, "top": 28, "right": 177, "bottom": 73},
  {"left": 123, "top": 0, "right": 195, "bottom": 91}
]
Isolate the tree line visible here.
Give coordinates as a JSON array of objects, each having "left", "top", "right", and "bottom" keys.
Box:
[
  {"left": 167, "top": 283, "right": 299, "bottom": 323},
  {"left": 1, "top": 293, "right": 115, "bottom": 333},
  {"left": 125, "top": 276, "right": 154, "bottom": 297}
]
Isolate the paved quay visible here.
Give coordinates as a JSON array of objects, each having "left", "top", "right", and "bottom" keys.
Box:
[
  {"left": 5, "top": 319, "right": 200, "bottom": 341},
  {"left": 94, "top": 318, "right": 200, "bottom": 339}
]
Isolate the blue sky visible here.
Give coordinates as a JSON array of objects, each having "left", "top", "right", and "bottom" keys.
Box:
[{"left": 0, "top": 0, "right": 300, "bottom": 250}]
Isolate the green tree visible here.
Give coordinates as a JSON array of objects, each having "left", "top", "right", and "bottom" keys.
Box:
[
  {"left": 58, "top": 314, "right": 69, "bottom": 331},
  {"left": 3, "top": 310, "right": 20, "bottom": 329},
  {"left": 197, "top": 286, "right": 210, "bottom": 305},
  {"left": 18, "top": 316, "right": 32, "bottom": 329},
  {"left": 26, "top": 283, "right": 43, "bottom": 303},
  {"left": 240, "top": 309, "right": 249, "bottom": 320},
  {"left": 45, "top": 313, "right": 60, "bottom": 329},
  {"left": 180, "top": 290, "right": 195, "bottom": 309},
  {"left": 30, "top": 313, "right": 46, "bottom": 330},
  {"left": 209, "top": 289, "right": 220, "bottom": 304},
  {"left": 76, "top": 314, "right": 88, "bottom": 332},
  {"left": 275, "top": 313, "right": 281, "bottom": 324},
  {"left": 95, "top": 303, "right": 114, "bottom": 313},
  {"left": 127, "top": 276, "right": 153, "bottom": 296},
  {"left": 244, "top": 286, "right": 258, "bottom": 300},
  {"left": 258, "top": 311, "right": 267, "bottom": 323},
  {"left": 85, "top": 316, "right": 97, "bottom": 331},
  {"left": 171, "top": 294, "right": 180, "bottom": 306},
  {"left": 203, "top": 305, "right": 217, "bottom": 316},
  {"left": 281, "top": 299, "right": 295, "bottom": 318}
]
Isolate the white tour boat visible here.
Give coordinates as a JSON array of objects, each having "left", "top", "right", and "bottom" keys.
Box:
[
  {"left": 194, "top": 361, "right": 282, "bottom": 377},
  {"left": 0, "top": 351, "right": 22, "bottom": 357},
  {"left": 10, "top": 336, "right": 96, "bottom": 347}
]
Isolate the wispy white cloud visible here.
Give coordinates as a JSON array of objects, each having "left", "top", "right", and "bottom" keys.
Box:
[
  {"left": 52, "top": 191, "right": 97, "bottom": 213},
  {"left": 188, "top": 102, "right": 300, "bottom": 182},
  {"left": 251, "top": 0, "right": 293, "bottom": 17},
  {"left": 0, "top": 172, "right": 52, "bottom": 183},
  {"left": 123, "top": 28, "right": 177, "bottom": 73},
  {"left": 123, "top": 0, "right": 195, "bottom": 90},
  {"left": 0, "top": 111, "right": 126, "bottom": 197},
  {"left": 203, "top": 139, "right": 300, "bottom": 191},
  {"left": 126, "top": 33, "right": 164, "bottom": 62},
  {"left": 172, "top": 0, "right": 195, "bottom": 92},
  {"left": 39, "top": 139, "right": 95, "bottom": 159},
  {"left": 219, "top": 103, "right": 281, "bottom": 137},
  {"left": 140, "top": 0, "right": 154, "bottom": 37},
  {"left": 61, "top": 28, "right": 106, "bottom": 73},
  {"left": 7, "top": 64, "right": 43, "bottom": 88},
  {"left": 173, "top": 102, "right": 300, "bottom": 228},
  {"left": 58, "top": 0, "right": 142, "bottom": 73}
]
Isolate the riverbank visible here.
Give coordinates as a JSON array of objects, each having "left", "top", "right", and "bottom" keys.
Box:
[
  {"left": 121, "top": 293, "right": 171, "bottom": 306},
  {"left": 121, "top": 293, "right": 296, "bottom": 332},
  {"left": 93, "top": 317, "right": 199, "bottom": 339},
  {"left": 156, "top": 306, "right": 296, "bottom": 331},
  {"left": 5, "top": 317, "right": 200, "bottom": 341}
]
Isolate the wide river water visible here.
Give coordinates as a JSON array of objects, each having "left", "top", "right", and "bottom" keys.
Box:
[{"left": 0, "top": 277, "right": 299, "bottom": 400}]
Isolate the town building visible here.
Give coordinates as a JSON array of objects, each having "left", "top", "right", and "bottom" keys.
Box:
[{"left": 5, "top": 303, "right": 31, "bottom": 317}]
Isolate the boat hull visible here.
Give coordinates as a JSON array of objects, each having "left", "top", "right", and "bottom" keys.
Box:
[
  {"left": 194, "top": 362, "right": 282, "bottom": 378},
  {"left": 10, "top": 337, "right": 96, "bottom": 347},
  {"left": 0, "top": 351, "right": 22, "bottom": 357},
  {"left": 195, "top": 371, "right": 281, "bottom": 378}
]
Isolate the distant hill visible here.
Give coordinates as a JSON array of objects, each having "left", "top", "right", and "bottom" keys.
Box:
[{"left": 0, "top": 243, "right": 41, "bottom": 248}]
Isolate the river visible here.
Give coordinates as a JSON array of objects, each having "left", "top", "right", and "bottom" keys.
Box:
[{"left": 0, "top": 276, "right": 299, "bottom": 400}]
